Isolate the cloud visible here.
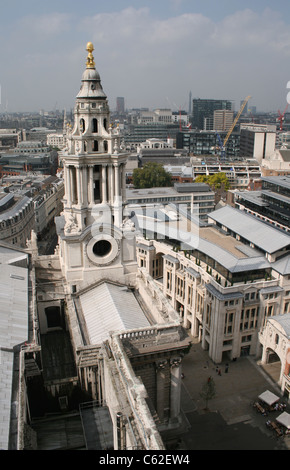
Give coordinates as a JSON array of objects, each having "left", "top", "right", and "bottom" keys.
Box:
[
  {"left": 76, "top": 7, "right": 290, "bottom": 110},
  {"left": 2, "top": 6, "right": 290, "bottom": 112},
  {"left": 18, "top": 12, "right": 72, "bottom": 36}
]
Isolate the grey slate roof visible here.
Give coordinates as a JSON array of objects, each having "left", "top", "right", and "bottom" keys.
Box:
[
  {"left": 0, "top": 248, "right": 29, "bottom": 449},
  {"left": 206, "top": 283, "right": 244, "bottom": 301},
  {"left": 208, "top": 206, "right": 290, "bottom": 254},
  {"left": 270, "top": 313, "right": 290, "bottom": 339},
  {"left": 0, "top": 196, "right": 32, "bottom": 221},
  {"left": 135, "top": 216, "right": 270, "bottom": 274},
  {"left": 79, "top": 282, "right": 150, "bottom": 345},
  {"left": 272, "top": 255, "right": 290, "bottom": 275}
]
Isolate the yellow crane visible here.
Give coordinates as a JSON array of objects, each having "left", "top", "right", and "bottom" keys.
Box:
[{"left": 219, "top": 95, "right": 251, "bottom": 159}]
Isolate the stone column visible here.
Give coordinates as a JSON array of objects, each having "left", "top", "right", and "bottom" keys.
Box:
[
  {"left": 102, "top": 165, "right": 107, "bottom": 203},
  {"left": 156, "top": 360, "right": 167, "bottom": 421},
  {"left": 82, "top": 166, "right": 88, "bottom": 206},
  {"left": 70, "top": 166, "right": 76, "bottom": 204},
  {"left": 114, "top": 163, "right": 120, "bottom": 200},
  {"left": 76, "top": 166, "right": 82, "bottom": 205},
  {"left": 64, "top": 164, "right": 72, "bottom": 207},
  {"left": 109, "top": 164, "right": 114, "bottom": 204},
  {"left": 170, "top": 357, "right": 182, "bottom": 420},
  {"left": 89, "top": 165, "right": 94, "bottom": 205},
  {"left": 121, "top": 163, "right": 127, "bottom": 202}
]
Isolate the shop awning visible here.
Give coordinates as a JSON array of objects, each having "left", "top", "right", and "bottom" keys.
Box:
[
  {"left": 258, "top": 390, "right": 280, "bottom": 406},
  {"left": 276, "top": 412, "right": 290, "bottom": 429}
]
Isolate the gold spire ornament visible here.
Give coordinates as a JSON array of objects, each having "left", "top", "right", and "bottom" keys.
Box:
[{"left": 86, "top": 42, "right": 95, "bottom": 68}]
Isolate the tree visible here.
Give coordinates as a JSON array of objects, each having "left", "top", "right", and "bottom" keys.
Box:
[
  {"left": 200, "top": 376, "right": 216, "bottom": 410},
  {"left": 195, "top": 172, "right": 230, "bottom": 191},
  {"left": 132, "top": 162, "right": 172, "bottom": 189}
]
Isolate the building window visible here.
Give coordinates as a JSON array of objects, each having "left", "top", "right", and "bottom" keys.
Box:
[
  {"left": 166, "top": 270, "right": 172, "bottom": 290},
  {"left": 224, "top": 311, "right": 235, "bottom": 335},
  {"left": 80, "top": 118, "right": 85, "bottom": 133},
  {"left": 92, "top": 118, "right": 98, "bottom": 133},
  {"left": 241, "top": 335, "right": 252, "bottom": 343}
]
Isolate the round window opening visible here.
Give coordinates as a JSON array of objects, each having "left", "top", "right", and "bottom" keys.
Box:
[{"left": 92, "top": 239, "right": 112, "bottom": 257}]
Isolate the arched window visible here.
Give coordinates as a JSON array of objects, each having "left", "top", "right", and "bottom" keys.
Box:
[
  {"left": 103, "top": 118, "right": 107, "bottom": 131},
  {"left": 104, "top": 140, "right": 108, "bottom": 152},
  {"left": 80, "top": 118, "right": 85, "bottom": 133},
  {"left": 92, "top": 118, "right": 98, "bottom": 133},
  {"left": 93, "top": 140, "right": 99, "bottom": 151}
]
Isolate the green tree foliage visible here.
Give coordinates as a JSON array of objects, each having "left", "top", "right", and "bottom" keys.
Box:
[
  {"left": 132, "top": 162, "right": 172, "bottom": 189},
  {"left": 195, "top": 172, "right": 230, "bottom": 191},
  {"left": 200, "top": 376, "right": 216, "bottom": 410}
]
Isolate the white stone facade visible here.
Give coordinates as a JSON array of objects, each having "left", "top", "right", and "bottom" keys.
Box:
[
  {"left": 57, "top": 44, "right": 136, "bottom": 289},
  {"left": 34, "top": 180, "right": 64, "bottom": 236},
  {"left": 259, "top": 314, "right": 290, "bottom": 398},
  {"left": 136, "top": 234, "right": 290, "bottom": 365}
]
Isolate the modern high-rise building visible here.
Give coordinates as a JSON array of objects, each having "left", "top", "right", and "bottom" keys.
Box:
[
  {"left": 176, "top": 129, "right": 240, "bottom": 158},
  {"left": 116, "top": 96, "right": 125, "bottom": 114},
  {"left": 191, "top": 98, "right": 232, "bottom": 130},
  {"left": 188, "top": 91, "right": 192, "bottom": 115},
  {"left": 239, "top": 124, "right": 276, "bottom": 161},
  {"left": 213, "top": 109, "right": 234, "bottom": 132}
]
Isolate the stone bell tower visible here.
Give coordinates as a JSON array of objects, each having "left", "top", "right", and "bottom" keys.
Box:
[{"left": 57, "top": 43, "right": 137, "bottom": 289}]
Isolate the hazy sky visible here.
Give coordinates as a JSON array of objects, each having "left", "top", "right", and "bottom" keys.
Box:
[{"left": 1, "top": 0, "right": 290, "bottom": 113}]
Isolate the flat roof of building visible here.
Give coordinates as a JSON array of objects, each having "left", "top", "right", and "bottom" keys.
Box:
[
  {"left": 126, "top": 185, "right": 213, "bottom": 200},
  {"left": 235, "top": 190, "right": 268, "bottom": 207},
  {"left": 135, "top": 214, "right": 270, "bottom": 274}
]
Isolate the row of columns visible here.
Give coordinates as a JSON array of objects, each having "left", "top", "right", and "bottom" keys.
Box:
[{"left": 63, "top": 162, "right": 127, "bottom": 208}]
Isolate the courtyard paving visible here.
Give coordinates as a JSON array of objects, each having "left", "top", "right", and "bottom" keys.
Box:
[{"left": 168, "top": 336, "right": 290, "bottom": 450}]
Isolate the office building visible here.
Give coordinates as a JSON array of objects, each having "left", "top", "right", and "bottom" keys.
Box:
[
  {"left": 239, "top": 124, "right": 276, "bottom": 161},
  {"left": 233, "top": 175, "right": 290, "bottom": 231},
  {"left": 116, "top": 96, "right": 125, "bottom": 114},
  {"left": 176, "top": 130, "right": 240, "bottom": 159},
  {"left": 191, "top": 99, "right": 232, "bottom": 130},
  {"left": 213, "top": 110, "right": 234, "bottom": 132},
  {"left": 136, "top": 205, "right": 290, "bottom": 392}
]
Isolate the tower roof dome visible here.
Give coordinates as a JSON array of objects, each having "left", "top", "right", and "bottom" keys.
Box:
[{"left": 76, "top": 42, "right": 107, "bottom": 100}]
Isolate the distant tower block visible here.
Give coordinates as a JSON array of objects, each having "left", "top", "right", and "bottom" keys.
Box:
[{"left": 116, "top": 97, "right": 125, "bottom": 114}]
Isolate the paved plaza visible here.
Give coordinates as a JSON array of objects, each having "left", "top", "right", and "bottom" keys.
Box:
[{"left": 166, "top": 336, "right": 290, "bottom": 450}]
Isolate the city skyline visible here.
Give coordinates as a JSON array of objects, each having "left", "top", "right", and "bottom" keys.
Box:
[{"left": 1, "top": 1, "right": 290, "bottom": 113}]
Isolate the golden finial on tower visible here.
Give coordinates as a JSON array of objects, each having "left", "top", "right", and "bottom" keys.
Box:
[{"left": 86, "top": 42, "right": 95, "bottom": 68}]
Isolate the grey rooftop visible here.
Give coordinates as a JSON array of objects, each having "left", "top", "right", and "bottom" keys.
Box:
[{"left": 208, "top": 206, "right": 290, "bottom": 254}]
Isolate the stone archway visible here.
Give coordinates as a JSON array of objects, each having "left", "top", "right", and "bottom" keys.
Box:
[{"left": 262, "top": 347, "right": 282, "bottom": 385}]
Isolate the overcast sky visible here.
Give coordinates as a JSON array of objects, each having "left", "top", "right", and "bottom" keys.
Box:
[{"left": 1, "top": 0, "right": 290, "bottom": 114}]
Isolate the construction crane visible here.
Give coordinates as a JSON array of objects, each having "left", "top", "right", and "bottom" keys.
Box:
[
  {"left": 218, "top": 95, "right": 251, "bottom": 159},
  {"left": 277, "top": 103, "right": 289, "bottom": 131}
]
